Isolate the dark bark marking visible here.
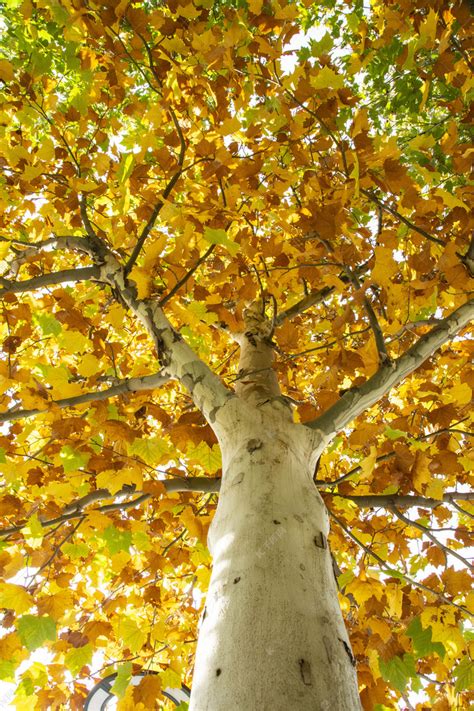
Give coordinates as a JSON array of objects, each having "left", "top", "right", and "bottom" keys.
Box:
[
  {"left": 247, "top": 438, "right": 263, "bottom": 453},
  {"left": 216, "top": 668, "right": 222, "bottom": 677},
  {"left": 273, "top": 519, "right": 281, "bottom": 524},
  {"left": 300, "top": 563, "right": 306, "bottom": 571},
  {"left": 298, "top": 658, "right": 312, "bottom": 686},
  {"left": 233, "top": 576, "right": 241, "bottom": 584},
  {"left": 339, "top": 638, "right": 356, "bottom": 667},
  {"left": 314, "top": 531, "right": 327, "bottom": 549},
  {"left": 231, "top": 471, "right": 245, "bottom": 486},
  {"left": 294, "top": 514, "right": 303, "bottom": 523},
  {"left": 208, "top": 406, "right": 220, "bottom": 423}
]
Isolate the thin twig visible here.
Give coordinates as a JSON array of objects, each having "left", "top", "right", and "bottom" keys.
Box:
[
  {"left": 329, "top": 510, "right": 471, "bottom": 615},
  {"left": 390, "top": 505, "right": 473, "bottom": 571}
]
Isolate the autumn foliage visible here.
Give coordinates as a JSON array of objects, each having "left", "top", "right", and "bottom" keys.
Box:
[{"left": 0, "top": 0, "right": 472, "bottom": 708}]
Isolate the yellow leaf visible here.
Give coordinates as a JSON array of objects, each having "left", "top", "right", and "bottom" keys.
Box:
[
  {"left": 385, "top": 583, "right": 403, "bottom": 618},
  {"left": 62, "top": 330, "right": 90, "bottom": 354},
  {"left": 349, "top": 151, "right": 359, "bottom": 198},
  {"left": 435, "top": 188, "right": 469, "bottom": 211},
  {"left": 425, "top": 477, "right": 444, "bottom": 500},
  {"left": 117, "top": 616, "right": 147, "bottom": 653},
  {"left": 359, "top": 446, "right": 377, "bottom": 481},
  {"left": 347, "top": 576, "right": 384, "bottom": 604},
  {"left": 409, "top": 133, "right": 435, "bottom": 152},
  {"left": 96, "top": 467, "right": 142, "bottom": 496},
  {"left": 0, "top": 241, "right": 10, "bottom": 260},
  {"left": 0, "top": 583, "right": 33, "bottom": 614},
  {"left": 180, "top": 506, "right": 203, "bottom": 541},
  {"left": 417, "top": 9, "right": 438, "bottom": 49},
  {"left": 412, "top": 452, "right": 431, "bottom": 493},
  {"left": 78, "top": 353, "right": 101, "bottom": 378},
  {"left": 21, "top": 513, "right": 43, "bottom": 549},
  {"left": 0, "top": 59, "right": 14, "bottom": 82},
  {"left": 310, "top": 66, "right": 344, "bottom": 90},
  {"left": 219, "top": 116, "right": 241, "bottom": 136},
  {"left": 128, "top": 266, "right": 152, "bottom": 299},
  {"left": 368, "top": 617, "right": 392, "bottom": 642},
  {"left": 37, "top": 138, "right": 55, "bottom": 161},
  {"left": 371, "top": 246, "right": 399, "bottom": 285}
]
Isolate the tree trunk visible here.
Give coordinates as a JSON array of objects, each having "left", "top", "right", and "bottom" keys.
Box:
[
  {"left": 189, "top": 307, "right": 361, "bottom": 710},
  {"left": 189, "top": 400, "right": 360, "bottom": 710}
]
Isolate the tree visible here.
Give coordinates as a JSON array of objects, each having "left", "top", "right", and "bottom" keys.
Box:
[{"left": 0, "top": 0, "right": 472, "bottom": 708}]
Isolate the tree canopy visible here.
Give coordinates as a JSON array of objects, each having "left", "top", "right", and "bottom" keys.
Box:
[{"left": 0, "top": 0, "right": 472, "bottom": 708}]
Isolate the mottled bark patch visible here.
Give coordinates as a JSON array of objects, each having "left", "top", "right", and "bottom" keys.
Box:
[{"left": 247, "top": 438, "right": 263, "bottom": 453}]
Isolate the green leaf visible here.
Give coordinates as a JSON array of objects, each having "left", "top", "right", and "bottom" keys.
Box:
[
  {"left": 0, "top": 660, "right": 15, "bottom": 681},
  {"left": 453, "top": 655, "right": 474, "bottom": 692},
  {"left": 128, "top": 436, "right": 170, "bottom": 466},
  {"left": 33, "top": 313, "right": 62, "bottom": 336},
  {"left": 384, "top": 426, "right": 406, "bottom": 440},
  {"left": 337, "top": 570, "right": 354, "bottom": 589},
  {"left": 203, "top": 227, "right": 239, "bottom": 256},
  {"left": 102, "top": 526, "right": 132, "bottom": 555},
  {"left": 17, "top": 615, "right": 56, "bottom": 651},
  {"left": 379, "top": 654, "right": 417, "bottom": 692},
  {"left": 21, "top": 513, "right": 44, "bottom": 549},
  {"left": 186, "top": 441, "right": 221, "bottom": 474},
  {"left": 132, "top": 530, "right": 152, "bottom": 551},
  {"left": 160, "top": 667, "right": 182, "bottom": 688},
  {"left": 110, "top": 661, "right": 132, "bottom": 698},
  {"left": 59, "top": 445, "right": 90, "bottom": 473},
  {"left": 63, "top": 542, "right": 90, "bottom": 559},
  {"left": 117, "top": 153, "right": 134, "bottom": 184},
  {"left": 65, "top": 643, "right": 93, "bottom": 676},
  {"left": 406, "top": 616, "right": 445, "bottom": 658},
  {"left": 327, "top": 436, "right": 343, "bottom": 453},
  {"left": 16, "top": 676, "right": 35, "bottom": 697},
  {"left": 0, "top": 447, "right": 5, "bottom": 463}
]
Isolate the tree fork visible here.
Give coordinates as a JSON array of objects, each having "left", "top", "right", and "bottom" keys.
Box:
[{"left": 189, "top": 309, "right": 361, "bottom": 710}]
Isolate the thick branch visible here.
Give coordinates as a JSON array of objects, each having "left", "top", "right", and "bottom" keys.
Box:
[
  {"left": 0, "top": 478, "right": 221, "bottom": 536},
  {"left": 0, "top": 266, "right": 100, "bottom": 297},
  {"left": 329, "top": 491, "right": 474, "bottom": 509},
  {"left": 2, "top": 235, "right": 100, "bottom": 277},
  {"left": 0, "top": 372, "right": 170, "bottom": 423},
  {"left": 305, "top": 299, "right": 474, "bottom": 438},
  {"left": 275, "top": 259, "right": 370, "bottom": 325},
  {"left": 275, "top": 286, "right": 334, "bottom": 325},
  {"left": 98, "top": 254, "right": 233, "bottom": 425}
]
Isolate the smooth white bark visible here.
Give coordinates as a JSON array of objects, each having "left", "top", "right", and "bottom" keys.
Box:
[{"left": 190, "top": 399, "right": 361, "bottom": 710}]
